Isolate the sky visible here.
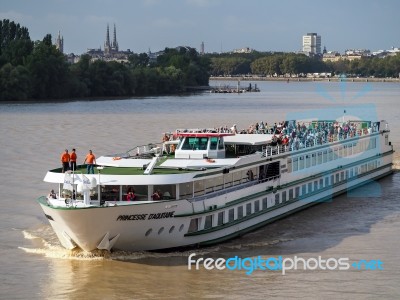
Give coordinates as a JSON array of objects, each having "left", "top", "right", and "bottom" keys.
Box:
[{"left": 1, "top": 0, "right": 399, "bottom": 55}]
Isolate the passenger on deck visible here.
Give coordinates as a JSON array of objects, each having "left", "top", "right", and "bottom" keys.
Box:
[
  {"left": 230, "top": 124, "right": 238, "bottom": 134},
  {"left": 162, "top": 134, "right": 170, "bottom": 153},
  {"left": 127, "top": 191, "right": 136, "bottom": 201},
  {"left": 162, "top": 134, "right": 170, "bottom": 142},
  {"left": 271, "top": 135, "right": 278, "bottom": 146},
  {"left": 48, "top": 189, "right": 57, "bottom": 199},
  {"left": 259, "top": 121, "right": 265, "bottom": 133},
  {"left": 152, "top": 190, "right": 162, "bottom": 200}
]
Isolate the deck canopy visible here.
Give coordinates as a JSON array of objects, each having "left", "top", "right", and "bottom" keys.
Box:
[
  {"left": 176, "top": 132, "right": 234, "bottom": 138},
  {"left": 224, "top": 134, "right": 274, "bottom": 146}
]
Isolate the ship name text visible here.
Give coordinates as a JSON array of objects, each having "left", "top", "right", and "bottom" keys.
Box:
[{"left": 116, "top": 211, "right": 175, "bottom": 221}]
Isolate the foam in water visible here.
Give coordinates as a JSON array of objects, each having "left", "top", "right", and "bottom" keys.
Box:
[
  {"left": 20, "top": 228, "right": 216, "bottom": 261},
  {"left": 393, "top": 155, "right": 400, "bottom": 170},
  {"left": 21, "top": 226, "right": 292, "bottom": 261}
]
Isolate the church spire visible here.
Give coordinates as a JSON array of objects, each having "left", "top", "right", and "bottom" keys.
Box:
[
  {"left": 113, "top": 24, "right": 116, "bottom": 47},
  {"left": 104, "top": 23, "right": 118, "bottom": 55},
  {"left": 106, "top": 23, "right": 110, "bottom": 47},
  {"left": 55, "top": 30, "right": 64, "bottom": 53},
  {"left": 112, "top": 23, "right": 118, "bottom": 51}
]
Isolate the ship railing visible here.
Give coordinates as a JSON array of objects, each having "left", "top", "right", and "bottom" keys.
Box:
[
  {"left": 262, "top": 127, "right": 378, "bottom": 158},
  {"left": 175, "top": 128, "right": 220, "bottom": 133},
  {"left": 190, "top": 175, "right": 279, "bottom": 202},
  {"left": 124, "top": 140, "right": 183, "bottom": 158},
  {"left": 122, "top": 142, "right": 165, "bottom": 157}
]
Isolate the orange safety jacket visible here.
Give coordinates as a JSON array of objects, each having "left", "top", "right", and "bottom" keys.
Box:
[
  {"left": 61, "top": 152, "right": 70, "bottom": 163},
  {"left": 85, "top": 153, "right": 96, "bottom": 164},
  {"left": 70, "top": 152, "right": 77, "bottom": 162}
]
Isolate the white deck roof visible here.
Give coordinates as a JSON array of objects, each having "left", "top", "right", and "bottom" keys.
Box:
[
  {"left": 224, "top": 134, "right": 273, "bottom": 145},
  {"left": 97, "top": 156, "right": 152, "bottom": 168},
  {"left": 160, "top": 158, "right": 240, "bottom": 169},
  {"left": 97, "top": 155, "right": 239, "bottom": 169}
]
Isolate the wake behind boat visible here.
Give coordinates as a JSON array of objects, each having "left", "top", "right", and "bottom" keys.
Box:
[{"left": 37, "top": 119, "right": 394, "bottom": 252}]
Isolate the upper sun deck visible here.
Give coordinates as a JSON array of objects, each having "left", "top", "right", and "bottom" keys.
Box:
[
  {"left": 262, "top": 119, "right": 389, "bottom": 158},
  {"left": 46, "top": 120, "right": 390, "bottom": 181}
]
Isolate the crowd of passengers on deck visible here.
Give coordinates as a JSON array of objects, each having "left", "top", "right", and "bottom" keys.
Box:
[{"left": 172, "top": 120, "right": 377, "bottom": 151}]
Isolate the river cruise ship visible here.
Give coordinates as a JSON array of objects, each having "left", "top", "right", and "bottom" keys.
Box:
[{"left": 37, "top": 120, "right": 393, "bottom": 252}]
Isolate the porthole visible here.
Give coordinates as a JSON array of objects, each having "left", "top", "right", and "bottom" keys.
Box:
[
  {"left": 179, "top": 224, "right": 184, "bottom": 232},
  {"left": 145, "top": 228, "right": 152, "bottom": 237},
  {"left": 158, "top": 227, "right": 164, "bottom": 235},
  {"left": 169, "top": 226, "right": 175, "bottom": 234}
]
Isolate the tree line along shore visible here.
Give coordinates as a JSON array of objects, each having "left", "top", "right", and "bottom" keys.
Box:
[{"left": 1, "top": 19, "right": 399, "bottom": 102}]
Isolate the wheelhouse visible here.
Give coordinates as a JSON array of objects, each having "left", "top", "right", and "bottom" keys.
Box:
[{"left": 175, "top": 132, "right": 234, "bottom": 159}]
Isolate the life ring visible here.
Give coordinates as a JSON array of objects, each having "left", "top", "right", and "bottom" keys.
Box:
[{"left": 113, "top": 157, "right": 121, "bottom": 160}]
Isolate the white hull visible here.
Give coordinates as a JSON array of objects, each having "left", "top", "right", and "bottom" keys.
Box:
[
  {"left": 38, "top": 121, "right": 393, "bottom": 251},
  {"left": 39, "top": 132, "right": 393, "bottom": 251}
]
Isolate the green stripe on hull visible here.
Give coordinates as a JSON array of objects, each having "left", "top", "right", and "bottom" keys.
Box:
[
  {"left": 176, "top": 161, "right": 393, "bottom": 218},
  {"left": 188, "top": 169, "right": 393, "bottom": 244}
]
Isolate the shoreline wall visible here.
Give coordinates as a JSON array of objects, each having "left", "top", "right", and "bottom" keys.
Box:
[{"left": 210, "top": 76, "right": 400, "bottom": 83}]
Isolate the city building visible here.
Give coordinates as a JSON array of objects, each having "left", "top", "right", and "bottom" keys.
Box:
[
  {"left": 372, "top": 47, "right": 400, "bottom": 58},
  {"left": 147, "top": 48, "right": 164, "bottom": 63},
  {"left": 86, "top": 24, "right": 132, "bottom": 62},
  {"left": 232, "top": 47, "right": 254, "bottom": 54},
  {"left": 345, "top": 49, "right": 371, "bottom": 56},
  {"left": 55, "top": 30, "right": 64, "bottom": 53},
  {"left": 200, "top": 41, "right": 205, "bottom": 55},
  {"left": 302, "top": 33, "right": 321, "bottom": 55},
  {"left": 322, "top": 51, "right": 341, "bottom": 62},
  {"left": 66, "top": 53, "right": 80, "bottom": 64}
]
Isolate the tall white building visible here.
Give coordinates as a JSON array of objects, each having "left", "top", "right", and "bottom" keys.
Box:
[{"left": 302, "top": 33, "right": 321, "bottom": 55}]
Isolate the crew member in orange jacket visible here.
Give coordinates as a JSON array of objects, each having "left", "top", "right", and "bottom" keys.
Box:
[
  {"left": 61, "top": 149, "right": 70, "bottom": 173},
  {"left": 84, "top": 150, "right": 96, "bottom": 174},
  {"left": 70, "top": 148, "right": 77, "bottom": 171}
]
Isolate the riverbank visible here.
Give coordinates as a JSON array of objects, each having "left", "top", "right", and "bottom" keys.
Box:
[
  {"left": 2, "top": 77, "right": 399, "bottom": 104},
  {"left": 210, "top": 76, "right": 400, "bottom": 83}
]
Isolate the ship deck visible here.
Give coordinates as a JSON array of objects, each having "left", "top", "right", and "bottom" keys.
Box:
[{"left": 50, "top": 164, "right": 206, "bottom": 176}]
